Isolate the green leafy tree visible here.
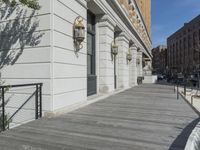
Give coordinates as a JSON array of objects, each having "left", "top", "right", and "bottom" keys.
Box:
[{"left": 0, "top": 0, "right": 40, "bottom": 9}]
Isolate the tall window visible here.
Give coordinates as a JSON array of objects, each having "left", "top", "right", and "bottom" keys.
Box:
[
  {"left": 179, "top": 40, "right": 182, "bottom": 64},
  {"left": 188, "top": 35, "right": 191, "bottom": 50},
  {"left": 193, "top": 32, "right": 197, "bottom": 48},
  {"left": 176, "top": 42, "right": 178, "bottom": 66},
  {"left": 183, "top": 37, "right": 186, "bottom": 66},
  {"left": 87, "top": 12, "right": 96, "bottom": 75},
  {"left": 193, "top": 32, "right": 197, "bottom": 62},
  {"left": 87, "top": 11, "right": 96, "bottom": 96}
]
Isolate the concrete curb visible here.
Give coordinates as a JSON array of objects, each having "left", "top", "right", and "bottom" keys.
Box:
[
  {"left": 178, "top": 92, "right": 200, "bottom": 150},
  {"left": 184, "top": 122, "right": 200, "bottom": 150}
]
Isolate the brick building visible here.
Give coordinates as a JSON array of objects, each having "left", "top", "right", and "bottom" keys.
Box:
[
  {"left": 135, "top": 0, "right": 151, "bottom": 36},
  {"left": 167, "top": 15, "right": 200, "bottom": 75},
  {"left": 152, "top": 45, "right": 167, "bottom": 74}
]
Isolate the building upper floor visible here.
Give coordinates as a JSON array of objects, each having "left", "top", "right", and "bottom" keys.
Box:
[
  {"left": 135, "top": 0, "right": 151, "bottom": 36},
  {"left": 117, "top": 0, "right": 152, "bottom": 55},
  {"left": 167, "top": 15, "right": 200, "bottom": 52}
]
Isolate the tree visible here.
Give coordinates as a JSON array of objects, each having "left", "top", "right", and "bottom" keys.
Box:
[{"left": 0, "top": 0, "right": 40, "bottom": 9}]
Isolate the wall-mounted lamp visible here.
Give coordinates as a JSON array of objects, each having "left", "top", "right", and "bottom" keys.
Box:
[
  {"left": 111, "top": 40, "right": 118, "bottom": 56},
  {"left": 73, "top": 16, "right": 85, "bottom": 51},
  {"left": 127, "top": 48, "right": 132, "bottom": 62},
  {"left": 136, "top": 58, "right": 140, "bottom": 65}
]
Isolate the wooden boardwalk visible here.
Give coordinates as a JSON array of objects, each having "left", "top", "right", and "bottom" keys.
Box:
[{"left": 0, "top": 84, "right": 199, "bottom": 150}]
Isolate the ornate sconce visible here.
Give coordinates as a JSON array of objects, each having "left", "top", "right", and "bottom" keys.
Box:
[
  {"left": 127, "top": 48, "right": 132, "bottom": 62},
  {"left": 136, "top": 58, "right": 140, "bottom": 65},
  {"left": 111, "top": 40, "right": 119, "bottom": 56},
  {"left": 73, "top": 16, "right": 85, "bottom": 51}
]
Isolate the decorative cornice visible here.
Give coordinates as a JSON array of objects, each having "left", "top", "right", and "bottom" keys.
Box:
[
  {"left": 117, "top": 0, "right": 151, "bottom": 46},
  {"left": 99, "top": 15, "right": 116, "bottom": 27},
  {"left": 130, "top": 44, "right": 138, "bottom": 51},
  {"left": 117, "top": 31, "right": 130, "bottom": 42}
]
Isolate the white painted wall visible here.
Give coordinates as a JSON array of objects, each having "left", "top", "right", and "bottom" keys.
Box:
[
  {"left": 52, "top": 0, "right": 87, "bottom": 111},
  {"left": 0, "top": 0, "right": 52, "bottom": 127}
]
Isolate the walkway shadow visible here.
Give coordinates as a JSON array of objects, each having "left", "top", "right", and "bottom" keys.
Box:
[
  {"left": 155, "top": 81, "right": 174, "bottom": 86},
  {"left": 169, "top": 118, "right": 200, "bottom": 150},
  {"left": 0, "top": 4, "right": 44, "bottom": 69}
]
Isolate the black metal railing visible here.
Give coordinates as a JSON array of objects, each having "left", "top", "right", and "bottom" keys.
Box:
[
  {"left": 174, "top": 78, "right": 199, "bottom": 99},
  {"left": 0, "top": 83, "right": 43, "bottom": 132}
]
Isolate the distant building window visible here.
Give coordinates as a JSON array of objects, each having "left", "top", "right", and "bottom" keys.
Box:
[
  {"left": 183, "top": 38, "right": 186, "bottom": 49},
  {"left": 188, "top": 35, "right": 191, "bottom": 48},
  {"left": 193, "top": 32, "right": 197, "bottom": 47},
  {"left": 199, "top": 29, "right": 200, "bottom": 41}
]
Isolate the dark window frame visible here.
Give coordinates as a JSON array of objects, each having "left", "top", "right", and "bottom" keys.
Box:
[{"left": 87, "top": 11, "right": 96, "bottom": 76}]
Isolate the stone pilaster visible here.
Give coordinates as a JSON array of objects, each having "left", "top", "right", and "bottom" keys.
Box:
[
  {"left": 129, "top": 45, "right": 138, "bottom": 86},
  {"left": 98, "top": 15, "right": 116, "bottom": 93},
  {"left": 116, "top": 32, "right": 130, "bottom": 89},
  {"left": 137, "top": 51, "right": 143, "bottom": 77}
]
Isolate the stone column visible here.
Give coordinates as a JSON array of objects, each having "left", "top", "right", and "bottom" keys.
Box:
[
  {"left": 129, "top": 45, "right": 138, "bottom": 87},
  {"left": 137, "top": 51, "right": 143, "bottom": 77},
  {"left": 98, "top": 15, "right": 116, "bottom": 93},
  {"left": 117, "top": 32, "right": 130, "bottom": 89}
]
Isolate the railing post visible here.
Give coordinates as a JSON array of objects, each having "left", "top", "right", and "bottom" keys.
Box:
[
  {"left": 39, "top": 84, "right": 42, "bottom": 118},
  {"left": 1, "top": 87, "right": 5, "bottom": 131},
  {"left": 177, "top": 83, "right": 179, "bottom": 99},
  {"left": 174, "top": 84, "right": 176, "bottom": 93},
  {"left": 184, "top": 83, "right": 186, "bottom": 96},
  {"left": 35, "top": 85, "right": 38, "bottom": 119}
]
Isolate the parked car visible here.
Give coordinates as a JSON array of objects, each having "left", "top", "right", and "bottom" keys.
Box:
[
  {"left": 188, "top": 74, "right": 198, "bottom": 87},
  {"left": 158, "top": 74, "right": 165, "bottom": 81}
]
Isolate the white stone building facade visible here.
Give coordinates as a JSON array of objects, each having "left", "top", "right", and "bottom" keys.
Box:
[{"left": 0, "top": 0, "right": 152, "bottom": 118}]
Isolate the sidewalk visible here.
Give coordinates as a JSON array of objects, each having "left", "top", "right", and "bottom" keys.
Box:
[{"left": 0, "top": 84, "right": 199, "bottom": 150}]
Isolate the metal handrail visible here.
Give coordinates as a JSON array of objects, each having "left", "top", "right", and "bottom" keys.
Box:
[
  {"left": 0, "top": 83, "right": 43, "bottom": 132},
  {"left": 0, "top": 83, "right": 43, "bottom": 88}
]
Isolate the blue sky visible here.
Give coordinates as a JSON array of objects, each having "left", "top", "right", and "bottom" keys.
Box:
[{"left": 152, "top": 0, "right": 200, "bottom": 47}]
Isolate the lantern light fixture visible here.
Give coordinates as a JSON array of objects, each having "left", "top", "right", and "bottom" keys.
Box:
[
  {"left": 127, "top": 48, "right": 132, "bottom": 62},
  {"left": 111, "top": 40, "right": 119, "bottom": 56},
  {"left": 136, "top": 58, "right": 140, "bottom": 65},
  {"left": 73, "top": 16, "right": 85, "bottom": 51}
]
